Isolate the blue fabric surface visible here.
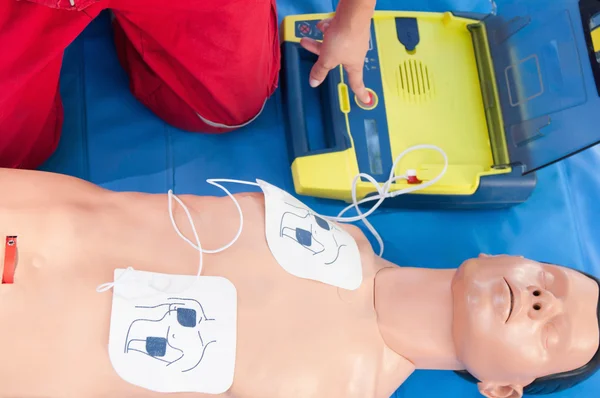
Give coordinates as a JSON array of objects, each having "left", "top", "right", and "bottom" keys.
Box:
[{"left": 41, "top": 0, "right": 599, "bottom": 396}]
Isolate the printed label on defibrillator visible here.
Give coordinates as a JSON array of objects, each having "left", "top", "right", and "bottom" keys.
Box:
[
  {"left": 108, "top": 269, "right": 237, "bottom": 394},
  {"left": 257, "top": 180, "right": 363, "bottom": 290}
]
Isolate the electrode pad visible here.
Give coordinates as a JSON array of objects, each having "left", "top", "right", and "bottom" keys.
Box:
[
  {"left": 257, "top": 180, "right": 363, "bottom": 290},
  {"left": 108, "top": 269, "right": 237, "bottom": 394}
]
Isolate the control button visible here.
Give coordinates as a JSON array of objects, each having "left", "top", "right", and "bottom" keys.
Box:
[
  {"left": 355, "top": 89, "right": 378, "bottom": 110},
  {"left": 298, "top": 22, "right": 311, "bottom": 36}
]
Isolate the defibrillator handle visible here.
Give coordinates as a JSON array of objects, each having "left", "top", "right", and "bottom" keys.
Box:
[{"left": 281, "top": 42, "right": 352, "bottom": 162}]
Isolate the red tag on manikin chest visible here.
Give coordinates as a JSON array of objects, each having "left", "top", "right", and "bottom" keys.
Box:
[{"left": 2, "top": 236, "right": 18, "bottom": 284}]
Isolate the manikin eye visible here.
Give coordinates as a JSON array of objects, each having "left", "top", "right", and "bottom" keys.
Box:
[
  {"left": 146, "top": 336, "right": 167, "bottom": 357},
  {"left": 177, "top": 307, "right": 197, "bottom": 328}
]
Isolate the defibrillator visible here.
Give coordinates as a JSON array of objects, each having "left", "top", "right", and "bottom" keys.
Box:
[{"left": 281, "top": 0, "right": 600, "bottom": 209}]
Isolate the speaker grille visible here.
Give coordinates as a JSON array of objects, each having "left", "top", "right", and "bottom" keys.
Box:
[{"left": 397, "top": 59, "right": 434, "bottom": 101}]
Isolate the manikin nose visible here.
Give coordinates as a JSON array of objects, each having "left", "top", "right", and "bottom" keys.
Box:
[{"left": 527, "top": 286, "right": 558, "bottom": 319}]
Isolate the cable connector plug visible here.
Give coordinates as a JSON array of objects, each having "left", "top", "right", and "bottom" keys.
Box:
[{"left": 406, "top": 169, "right": 422, "bottom": 184}]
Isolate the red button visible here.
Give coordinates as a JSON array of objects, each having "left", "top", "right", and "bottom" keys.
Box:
[{"left": 355, "top": 89, "right": 377, "bottom": 109}]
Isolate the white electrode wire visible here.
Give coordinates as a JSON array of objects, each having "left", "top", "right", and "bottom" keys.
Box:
[
  {"left": 168, "top": 190, "right": 204, "bottom": 278},
  {"left": 164, "top": 145, "right": 447, "bottom": 265},
  {"left": 167, "top": 179, "right": 260, "bottom": 258},
  {"left": 94, "top": 189, "right": 206, "bottom": 295},
  {"left": 96, "top": 179, "right": 257, "bottom": 293},
  {"left": 96, "top": 145, "right": 447, "bottom": 293},
  {"left": 96, "top": 266, "right": 135, "bottom": 293},
  {"left": 325, "top": 145, "right": 448, "bottom": 256}
]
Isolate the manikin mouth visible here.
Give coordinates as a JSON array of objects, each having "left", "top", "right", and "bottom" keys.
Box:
[{"left": 504, "top": 277, "right": 514, "bottom": 323}]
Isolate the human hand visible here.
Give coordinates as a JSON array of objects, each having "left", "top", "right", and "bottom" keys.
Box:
[{"left": 300, "top": 16, "right": 371, "bottom": 104}]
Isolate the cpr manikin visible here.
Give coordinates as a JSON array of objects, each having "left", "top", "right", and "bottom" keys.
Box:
[{"left": 0, "top": 168, "right": 598, "bottom": 398}]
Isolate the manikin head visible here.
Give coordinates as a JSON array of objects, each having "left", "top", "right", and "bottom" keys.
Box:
[{"left": 451, "top": 255, "right": 600, "bottom": 397}]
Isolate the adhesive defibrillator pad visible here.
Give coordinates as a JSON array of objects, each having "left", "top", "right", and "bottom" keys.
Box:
[
  {"left": 257, "top": 180, "right": 363, "bottom": 290},
  {"left": 108, "top": 269, "right": 237, "bottom": 394}
]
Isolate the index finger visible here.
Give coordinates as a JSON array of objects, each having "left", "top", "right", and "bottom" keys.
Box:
[{"left": 346, "top": 66, "right": 369, "bottom": 104}]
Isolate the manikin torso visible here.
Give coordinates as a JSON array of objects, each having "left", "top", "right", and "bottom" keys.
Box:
[{"left": 0, "top": 169, "right": 414, "bottom": 398}]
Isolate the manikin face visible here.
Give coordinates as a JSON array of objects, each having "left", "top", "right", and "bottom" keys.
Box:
[{"left": 451, "top": 255, "right": 599, "bottom": 396}]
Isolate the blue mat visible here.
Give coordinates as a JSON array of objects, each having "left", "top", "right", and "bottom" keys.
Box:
[{"left": 41, "top": 0, "right": 599, "bottom": 396}]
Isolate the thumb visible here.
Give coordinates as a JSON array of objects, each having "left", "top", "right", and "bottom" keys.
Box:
[{"left": 309, "top": 57, "right": 334, "bottom": 88}]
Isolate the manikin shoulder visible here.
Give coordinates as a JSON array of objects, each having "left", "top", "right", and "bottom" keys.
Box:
[{"left": 375, "top": 345, "right": 416, "bottom": 398}]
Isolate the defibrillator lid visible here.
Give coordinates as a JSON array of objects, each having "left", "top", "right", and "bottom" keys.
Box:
[{"left": 467, "top": 0, "right": 600, "bottom": 173}]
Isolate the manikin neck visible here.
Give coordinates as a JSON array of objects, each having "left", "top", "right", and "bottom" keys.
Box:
[{"left": 374, "top": 266, "right": 465, "bottom": 371}]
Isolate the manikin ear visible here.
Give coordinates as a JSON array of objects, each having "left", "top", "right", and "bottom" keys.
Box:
[{"left": 477, "top": 382, "right": 524, "bottom": 398}]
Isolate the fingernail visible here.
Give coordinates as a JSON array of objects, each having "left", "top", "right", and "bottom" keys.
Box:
[{"left": 309, "top": 79, "right": 320, "bottom": 88}]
